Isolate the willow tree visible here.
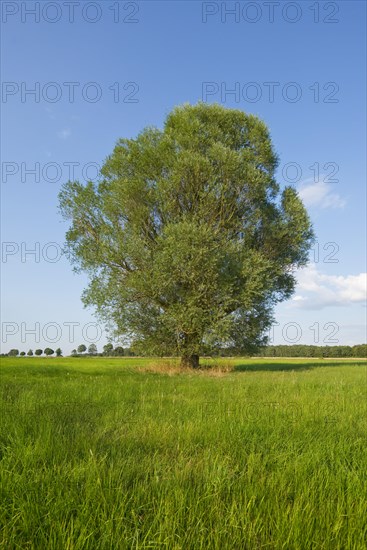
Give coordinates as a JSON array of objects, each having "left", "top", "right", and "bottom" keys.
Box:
[{"left": 59, "top": 103, "right": 313, "bottom": 368}]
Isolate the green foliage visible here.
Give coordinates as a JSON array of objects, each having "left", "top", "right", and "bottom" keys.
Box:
[
  {"left": 114, "top": 346, "right": 124, "bottom": 356},
  {"left": 55, "top": 348, "right": 62, "bottom": 357},
  {"left": 256, "top": 344, "right": 365, "bottom": 358},
  {"left": 352, "top": 344, "right": 367, "bottom": 358},
  {"left": 123, "top": 348, "right": 135, "bottom": 357},
  {"left": 88, "top": 344, "right": 97, "bottom": 355},
  {"left": 44, "top": 348, "right": 54, "bottom": 356},
  {"left": 27, "top": 349, "right": 33, "bottom": 356},
  {"left": 8, "top": 349, "right": 19, "bottom": 357},
  {"left": 59, "top": 103, "right": 314, "bottom": 363},
  {"left": 20, "top": 351, "right": 26, "bottom": 356},
  {"left": 77, "top": 344, "right": 87, "bottom": 354},
  {"left": 34, "top": 349, "right": 42, "bottom": 356},
  {"left": 103, "top": 343, "right": 114, "bottom": 356}
]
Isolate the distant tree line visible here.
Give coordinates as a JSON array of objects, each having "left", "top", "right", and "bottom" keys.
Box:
[
  {"left": 70, "top": 343, "right": 136, "bottom": 357},
  {"left": 1, "top": 348, "right": 62, "bottom": 357},
  {"left": 1, "top": 344, "right": 138, "bottom": 358},
  {"left": 218, "top": 344, "right": 367, "bottom": 358},
  {"left": 120, "top": 344, "right": 366, "bottom": 359},
  {"left": 2, "top": 344, "right": 365, "bottom": 359}
]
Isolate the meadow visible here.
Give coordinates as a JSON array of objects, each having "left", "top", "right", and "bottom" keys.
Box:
[{"left": 0, "top": 356, "right": 366, "bottom": 549}]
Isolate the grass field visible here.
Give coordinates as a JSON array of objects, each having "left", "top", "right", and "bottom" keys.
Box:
[{"left": 0, "top": 356, "right": 366, "bottom": 549}]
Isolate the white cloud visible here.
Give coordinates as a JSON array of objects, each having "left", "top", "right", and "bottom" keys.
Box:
[
  {"left": 291, "top": 263, "right": 367, "bottom": 310},
  {"left": 292, "top": 295, "right": 307, "bottom": 302},
  {"left": 297, "top": 178, "right": 345, "bottom": 209},
  {"left": 57, "top": 128, "right": 71, "bottom": 140}
]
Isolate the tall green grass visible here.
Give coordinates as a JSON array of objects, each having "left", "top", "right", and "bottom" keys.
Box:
[{"left": 1, "top": 357, "right": 366, "bottom": 549}]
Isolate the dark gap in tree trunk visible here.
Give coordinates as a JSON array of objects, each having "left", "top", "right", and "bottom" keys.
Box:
[{"left": 181, "top": 354, "right": 199, "bottom": 369}]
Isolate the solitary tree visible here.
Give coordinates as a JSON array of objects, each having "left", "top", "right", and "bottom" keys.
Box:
[
  {"left": 55, "top": 348, "right": 62, "bottom": 357},
  {"left": 20, "top": 351, "right": 26, "bottom": 356},
  {"left": 35, "top": 349, "right": 43, "bottom": 356},
  {"left": 8, "top": 349, "right": 19, "bottom": 356},
  {"left": 27, "top": 349, "right": 33, "bottom": 356},
  {"left": 77, "top": 344, "right": 87, "bottom": 354},
  {"left": 59, "top": 103, "right": 313, "bottom": 368},
  {"left": 44, "top": 348, "right": 54, "bottom": 356},
  {"left": 114, "top": 346, "right": 125, "bottom": 356}
]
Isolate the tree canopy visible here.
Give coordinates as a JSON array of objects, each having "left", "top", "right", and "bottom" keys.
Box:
[{"left": 59, "top": 103, "right": 313, "bottom": 367}]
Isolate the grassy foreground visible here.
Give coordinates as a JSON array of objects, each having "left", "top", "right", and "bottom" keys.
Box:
[{"left": 0, "top": 357, "right": 366, "bottom": 549}]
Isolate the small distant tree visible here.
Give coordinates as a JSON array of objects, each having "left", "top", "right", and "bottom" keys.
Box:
[
  {"left": 77, "top": 344, "right": 87, "bottom": 354},
  {"left": 35, "top": 349, "right": 43, "bottom": 356},
  {"left": 27, "top": 349, "right": 33, "bottom": 356},
  {"left": 55, "top": 348, "right": 62, "bottom": 357},
  {"left": 8, "top": 349, "right": 19, "bottom": 356},
  {"left": 20, "top": 351, "right": 26, "bottom": 356},
  {"left": 88, "top": 343, "right": 97, "bottom": 355},
  {"left": 44, "top": 348, "right": 54, "bottom": 356},
  {"left": 71, "top": 349, "right": 77, "bottom": 356},
  {"left": 103, "top": 343, "right": 114, "bottom": 356},
  {"left": 114, "top": 346, "right": 124, "bottom": 356}
]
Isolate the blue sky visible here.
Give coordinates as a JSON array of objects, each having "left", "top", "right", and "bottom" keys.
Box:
[{"left": 1, "top": 0, "right": 366, "bottom": 354}]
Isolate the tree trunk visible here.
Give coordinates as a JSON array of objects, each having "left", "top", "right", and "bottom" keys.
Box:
[{"left": 181, "top": 354, "right": 199, "bottom": 369}]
